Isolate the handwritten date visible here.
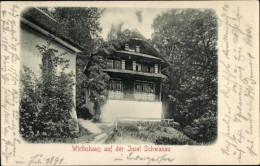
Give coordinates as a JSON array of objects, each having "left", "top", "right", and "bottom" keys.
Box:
[{"left": 28, "top": 154, "right": 64, "bottom": 166}]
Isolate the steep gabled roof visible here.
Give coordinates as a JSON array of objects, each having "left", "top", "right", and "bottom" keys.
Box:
[
  {"left": 122, "top": 30, "right": 169, "bottom": 67},
  {"left": 21, "top": 7, "right": 84, "bottom": 52}
]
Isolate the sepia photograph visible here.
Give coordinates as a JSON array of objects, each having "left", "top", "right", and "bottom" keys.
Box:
[
  {"left": 19, "top": 7, "right": 217, "bottom": 145},
  {"left": 1, "top": 1, "right": 259, "bottom": 165}
]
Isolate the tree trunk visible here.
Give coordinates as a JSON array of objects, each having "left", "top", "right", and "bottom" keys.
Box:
[{"left": 93, "top": 102, "right": 101, "bottom": 122}]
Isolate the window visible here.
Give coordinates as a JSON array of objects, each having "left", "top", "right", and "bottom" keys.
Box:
[
  {"left": 141, "top": 83, "right": 146, "bottom": 92},
  {"left": 141, "top": 64, "right": 154, "bottom": 73},
  {"left": 125, "top": 60, "right": 132, "bottom": 70},
  {"left": 109, "top": 81, "right": 113, "bottom": 90},
  {"left": 136, "top": 63, "right": 141, "bottom": 71},
  {"left": 148, "top": 66, "right": 154, "bottom": 73},
  {"left": 113, "top": 60, "right": 121, "bottom": 69},
  {"left": 141, "top": 64, "right": 148, "bottom": 72},
  {"left": 109, "top": 80, "right": 122, "bottom": 91},
  {"left": 135, "top": 81, "right": 154, "bottom": 94},
  {"left": 135, "top": 82, "right": 141, "bottom": 93},
  {"left": 148, "top": 83, "right": 154, "bottom": 93},
  {"left": 107, "top": 59, "right": 113, "bottom": 69}
]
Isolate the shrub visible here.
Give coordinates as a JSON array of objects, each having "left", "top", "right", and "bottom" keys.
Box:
[
  {"left": 20, "top": 67, "right": 42, "bottom": 140},
  {"left": 119, "top": 122, "right": 139, "bottom": 132},
  {"left": 20, "top": 44, "right": 77, "bottom": 142}
]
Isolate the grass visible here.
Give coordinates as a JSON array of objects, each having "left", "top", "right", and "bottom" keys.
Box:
[{"left": 106, "top": 121, "right": 197, "bottom": 145}]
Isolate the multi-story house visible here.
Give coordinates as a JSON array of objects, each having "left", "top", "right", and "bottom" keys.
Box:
[{"left": 86, "top": 31, "right": 168, "bottom": 122}]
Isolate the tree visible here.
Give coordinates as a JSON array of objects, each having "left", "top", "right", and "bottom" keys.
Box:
[
  {"left": 41, "top": 7, "right": 110, "bottom": 121},
  {"left": 41, "top": 7, "right": 102, "bottom": 52},
  {"left": 151, "top": 9, "right": 217, "bottom": 142},
  {"left": 107, "top": 23, "right": 132, "bottom": 49},
  {"left": 84, "top": 53, "right": 110, "bottom": 122},
  {"left": 83, "top": 23, "right": 132, "bottom": 122}
]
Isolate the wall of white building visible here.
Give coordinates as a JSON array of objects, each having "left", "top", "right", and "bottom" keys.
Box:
[{"left": 100, "top": 100, "right": 162, "bottom": 122}]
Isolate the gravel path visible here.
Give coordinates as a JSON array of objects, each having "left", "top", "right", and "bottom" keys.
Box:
[
  {"left": 91, "top": 133, "right": 108, "bottom": 143},
  {"left": 77, "top": 118, "right": 114, "bottom": 143},
  {"left": 78, "top": 118, "right": 101, "bottom": 134}
]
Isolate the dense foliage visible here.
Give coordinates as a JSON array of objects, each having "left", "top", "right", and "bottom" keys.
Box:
[
  {"left": 107, "top": 23, "right": 133, "bottom": 49},
  {"left": 151, "top": 9, "right": 218, "bottom": 143},
  {"left": 41, "top": 7, "right": 102, "bottom": 52},
  {"left": 41, "top": 7, "right": 110, "bottom": 121},
  {"left": 20, "top": 43, "right": 77, "bottom": 142},
  {"left": 83, "top": 54, "right": 110, "bottom": 122}
]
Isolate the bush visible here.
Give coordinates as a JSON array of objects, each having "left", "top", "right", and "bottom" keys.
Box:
[
  {"left": 119, "top": 122, "right": 139, "bottom": 132},
  {"left": 20, "top": 44, "right": 77, "bottom": 142},
  {"left": 183, "top": 111, "right": 217, "bottom": 143}
]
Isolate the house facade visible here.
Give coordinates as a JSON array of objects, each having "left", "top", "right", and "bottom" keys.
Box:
[
  {"left": 87, "top": 31, "right": 167, "bottom": 122},
  {"left": 20, "top": 8, "right": 81, "bottom": 133}
]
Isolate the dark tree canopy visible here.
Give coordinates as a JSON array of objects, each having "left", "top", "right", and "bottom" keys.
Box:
[
  {"left": 151, "top": 9, "right": 217, "bottom": 142},
  {"left": 41, "top": 7, "right": 103, "bottom": 51}
]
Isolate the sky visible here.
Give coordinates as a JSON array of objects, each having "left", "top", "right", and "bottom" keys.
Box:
[{"left": 99, "top": 8, "right": 167, "bottom": 41}]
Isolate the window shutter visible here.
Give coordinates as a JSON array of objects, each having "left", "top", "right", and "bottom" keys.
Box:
[
  {"left": 133, "top": 61, "right": 136, "bottom": 71},
  {"left": 125, "top": 44, "right": 129, "bottom": 51},
  {"left": 136, "top": 46, "right": 140, "bottom": 52},
  {"left": 121, "top": 60, "right": 125, "bottom": 70},
  {"left": 155, "top": 64, "right": 158, "bottom": 73}
]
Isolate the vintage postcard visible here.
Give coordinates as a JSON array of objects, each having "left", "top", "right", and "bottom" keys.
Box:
[{"left": 1, "top": 1, "right": 259, "bottom": 165}]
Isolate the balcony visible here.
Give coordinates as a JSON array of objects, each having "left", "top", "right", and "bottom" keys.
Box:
[
  {"left": 106, "top": 59, "right": 161, "bottom": 74},
  {"left": 134, "top": 93, "right": 156, "bottom": 101},
  {"left": 103, "top": 68, "right": 165, "bottom": 78},
  {"left": 108, "top": 91, "right": 123, "bottom": 100},
  {"left": 108, "top": 91, "right": 157, "bottom": 102}
]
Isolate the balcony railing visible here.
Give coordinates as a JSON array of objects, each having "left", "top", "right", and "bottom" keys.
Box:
[
  {"left": 134, "top": 93, "right": 156, "bottom": 101},
  {"left": 108, "top": 91, "right": 157, "bottom": 102},
  {"left": 108, "top": 91, "right": 123, "bottom": 100}
]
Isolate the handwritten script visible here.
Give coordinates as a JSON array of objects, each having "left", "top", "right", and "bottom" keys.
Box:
[
  {"left": 114, "top": 152, "right": 175, "bottom": 165},
  {"left": 1, "top": 4, "right": 21, "bottom": 164},
  {"left": 219, "top": 3, "right": 258, "bottom": 163}
]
